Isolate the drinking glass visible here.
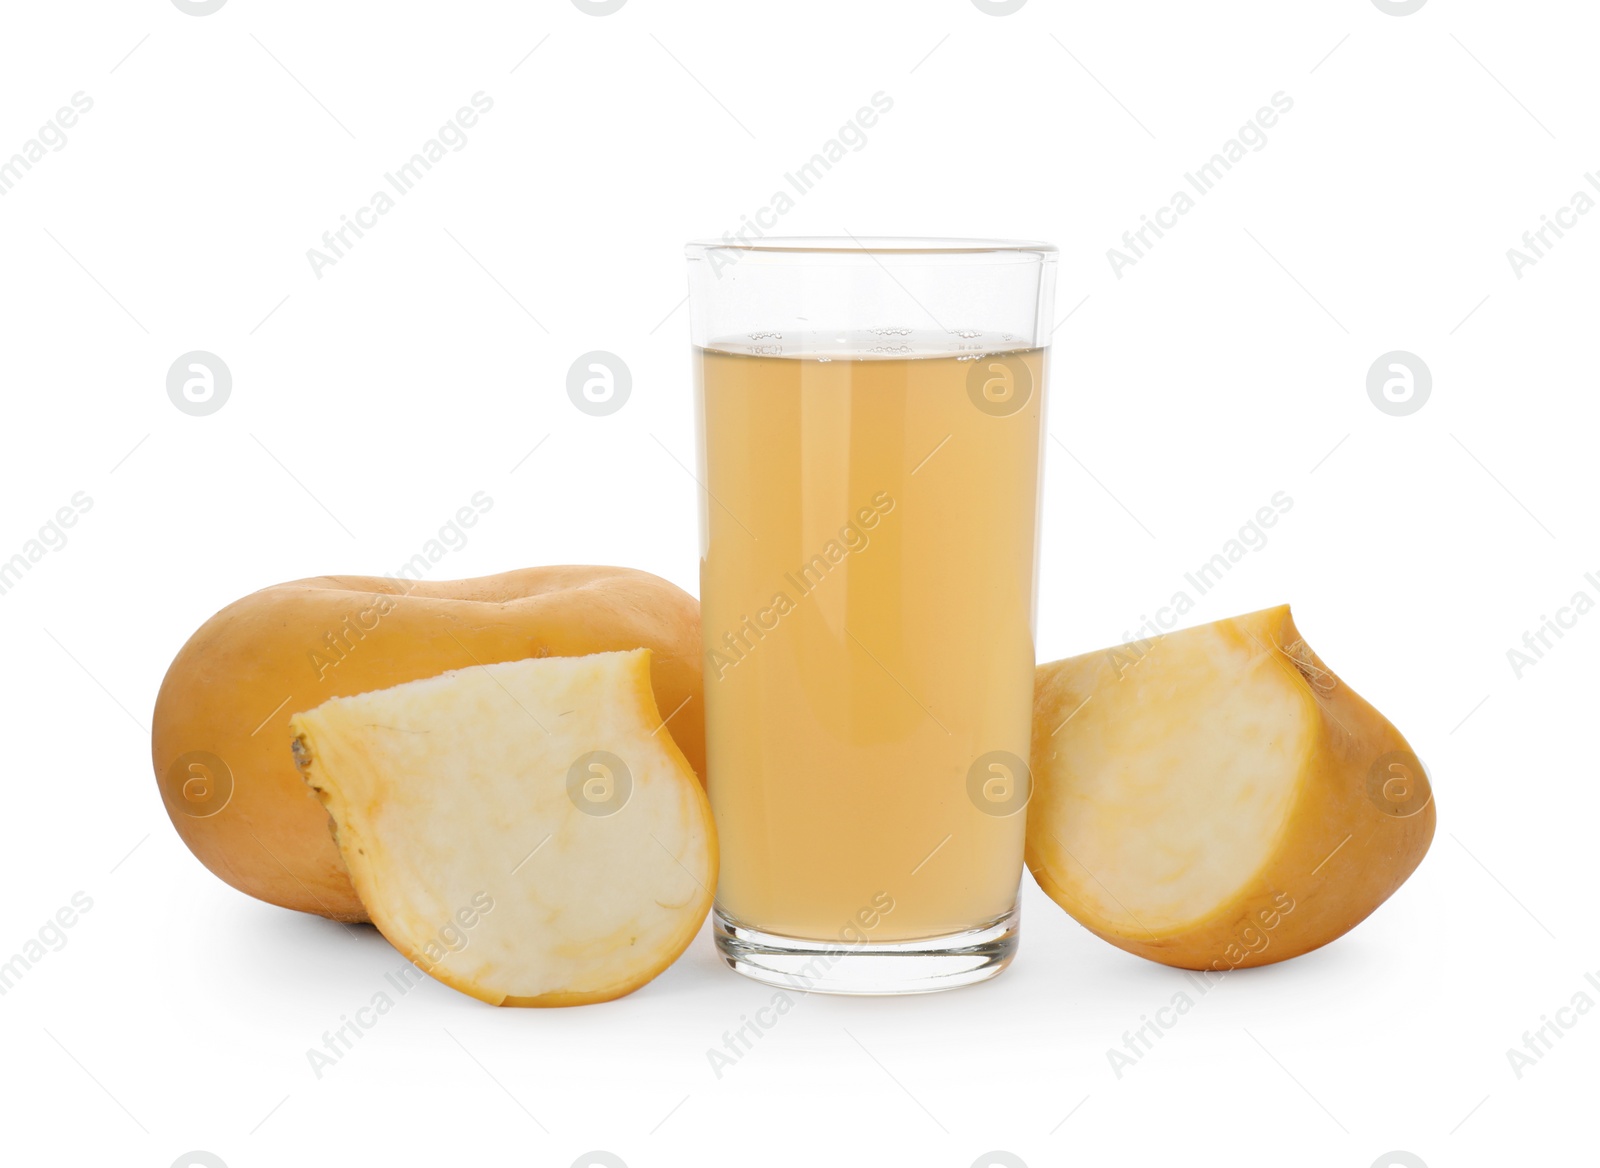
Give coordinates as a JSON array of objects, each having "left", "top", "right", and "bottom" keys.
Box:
[{"left": 687, "top": 237, "right": 1056, "bottom": 993}]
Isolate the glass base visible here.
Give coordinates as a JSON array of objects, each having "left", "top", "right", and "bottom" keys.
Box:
[{"left": 713, "top": 903, "right": 1019, "bottom": 996}]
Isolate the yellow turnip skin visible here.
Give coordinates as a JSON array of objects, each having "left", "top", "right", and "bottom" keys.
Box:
[{"left": 152, "top": 567, "right": 703, "bottom": 921}]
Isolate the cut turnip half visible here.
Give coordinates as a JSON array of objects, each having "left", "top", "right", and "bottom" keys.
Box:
[
  {"left": 291, "top": 649, "right": 716, "bottom": 1006},
  {"left": 1028, "top": 605, "right": 1433, "bottom": 971}
]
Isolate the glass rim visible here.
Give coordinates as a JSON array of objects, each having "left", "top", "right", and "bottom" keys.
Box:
[{"left": 685, "top": 235, "right": 1057, "bottom": 257}]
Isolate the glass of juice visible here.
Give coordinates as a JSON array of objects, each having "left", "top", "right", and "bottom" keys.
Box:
[{"left": 686, "top": 237, "right": 1056, "bottom": 994}]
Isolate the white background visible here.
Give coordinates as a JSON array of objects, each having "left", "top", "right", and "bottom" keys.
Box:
[{"left": 0, "top": 1, "right": 1593, "bottom": 1165}]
